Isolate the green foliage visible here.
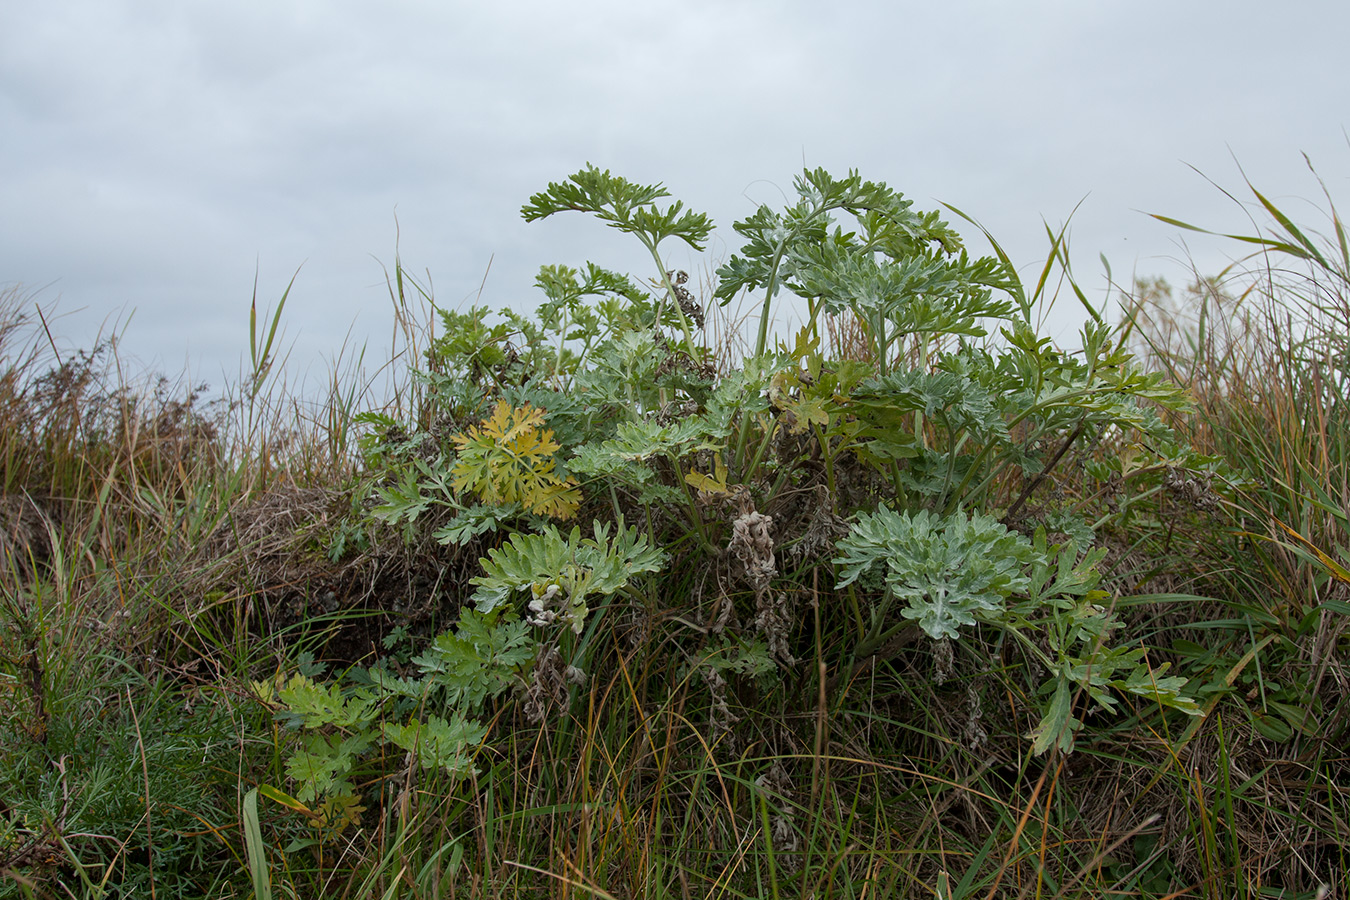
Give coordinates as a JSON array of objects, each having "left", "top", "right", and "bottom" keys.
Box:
[
  {"left": 854, "top": 367, "right": 1009, "bottom": 452},
  {"left": 423, "top": 304, "right": 521, "bottom": 388},
  {"left": 835, "top": 509, "right": 1200, "bottom": 754},
  {"left": 498, "top": 162, "right": 1199, "bottom": 761},
  {"left": 835, "top": 507, "right": 1040, "bottom": 641},
  {"left": 400, "top": 607, "right": 537, "bottom": 710},
  {"left": 431, "top": 501, "right": 525, "bottom": 547},
  {"left": 531, "top": 263, "right": 654, "bottom": 386},
  {"left": 361, "top": 399, "right": 582, "bottom": 554},
  {"left": 521, "top": 165, "right": 714, "bottom": 252},
  {"left": 284, "top": 730, "right": 374, "bottom": 804},
  {"left": 471, "top": 522, "right": 667, "bottom": 632},
  {"left": 267, "top": 606, "right": 541, "bottom": 826},
  {"left": 369, "top": 456, "right": 448, "bottom": 530},
  {"left": 277, "top": 673, "right": 379, "bottom": 730},
  {"left": 522, "top": 165, "right": 714, "bottom": 350},
  {"left": 1011, "top": 533, "right": 1201, "bottom": 753},
  {"left": 380, "top": 714, "right": 488, "bottom": 777},
  {"left": 702, "top": 634, "right": 779, "bottom": 680},
  {"left": 714, "top": 167, "right": 1011, "bottom": 357}
]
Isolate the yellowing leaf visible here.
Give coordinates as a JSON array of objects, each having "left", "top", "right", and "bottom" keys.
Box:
[
  {"left": 450, "top": 401, "right": 580, "bottom": 518},
  {"left": 782, "top": 394, "right": 830, "bottom": 433},
  {"left": 684, "top": 454, "right": 730, "bottom": 497}
]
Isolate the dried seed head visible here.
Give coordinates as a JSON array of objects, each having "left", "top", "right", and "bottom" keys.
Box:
[
  {"left": 754, "top": 591, "right": 797, "bottom": 666},
  {"left": 666, "top": 269, "right": 705, "bottom": 329},
  {"left": 703, "top": 666, "right": 739, "bottom": 744},
  {"left": 709, "top": 594, "right": 733, "bottom": 635},
  {"left": 932, "top": 637, "right": 954, "bottom": 685},
  {"left": 789, "top": 484, "right": 851, "bottom": 565},
  {"left": 729, "top": 508, "right": 796, "bottom": 664},
  {"left": 754, "top": 760, "right": 800, "bottom": 861},
  {"left": 1164, "top": 466, "right": 1221, "bottom": 511},
  {"left": 729, "top": 510, "right": 777, "bottom": 590},
  {"left": 523, "top": 644, "right": 570, "bottom": 724},
  {"left": 964, "top": 683, "right": 987, "bottom": 751}
]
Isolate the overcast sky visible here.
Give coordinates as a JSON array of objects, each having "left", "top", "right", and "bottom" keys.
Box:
[{"left": 3, "top": 0, "right": 1347, "bottom": 393}]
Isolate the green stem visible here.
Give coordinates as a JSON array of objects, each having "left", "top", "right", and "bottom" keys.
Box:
[
  {"left": 936, "top": 429, "right": 970, "bottom": 512},
  {"left": 854, "top": 594, "right": 902, "bottom": 660},
  {"left": 846, "top": 584, "right": 867, "bottom": 644},
  {"left": 754, "top": 253, "right": 788, "bottom": 359},
  {"left": 744, "top": 417, "right": 781, "bottom": 483},
  {"left": 733, "top": 389, "right": 780, "bottom": 489},
  {"left": 874, "top": 310, "right": 889, "bottom": 376},
  {"left": 671, "top": 454, "right": 716, "bottom": 555},
  {"left": 1088, "top": 481, "right": 1168, "bottom": 532},
  {"left": 811, "top": 422, "right": 839, "bottom": 503},
  {"left": 639, "top": 235, "right": 697, "bottom": 352},
  {"left": 942, "top": 388, "right": 1119, "bottom": 515},
  {"left": 915, "top": 334, "right": 929, "bottom": 450},
  {"left": 753, "top": 200, "right": 841, "bottom": 358},
  {"left": 810, "top": 420, "right": 867, "bottom": 641},
  {"left": 1003, "top": 415, "right": 1087, "bottom": 523},
  {"left": 1000, "top": 619, "right": 1057, "bottom": 673},
  {"left": 889, "top": 459, "right": 906, "bottom": 502}
]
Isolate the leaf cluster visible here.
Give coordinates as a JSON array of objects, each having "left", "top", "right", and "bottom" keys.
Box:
[
  {"left": 835, "top": 507, "right": 1040, "bottom": 641},
  {"left": 471, "top": 522, "right": 666, "bottom": 633},
  {"left": 521, "top": 164, "right": 713, "bottom": 252},
  {"left": 269, "top": 606, "right": 540, "bottom": 822},
  {"left": 450, "top": 400, "right": 581, "bottom": 518},
  {"left": 339, "top": 162, "right": 1213, "bottom": 763}
]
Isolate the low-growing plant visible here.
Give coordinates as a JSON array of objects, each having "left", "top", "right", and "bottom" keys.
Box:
[
  {"left": 260, "top": 519, "right": 664, "bottom": 850},
  {"left": 834, "top": 508, "right": 1198, "bottom": 752}
]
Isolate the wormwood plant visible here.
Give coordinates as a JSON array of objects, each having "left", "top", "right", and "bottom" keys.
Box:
[
  {"left": 297, "top": 163, "right": 1210, "bottom": 833},
  {"left": 526, "top": 166, "right": 1206, "bottom": 748},
  {"left": 265, "top": 521, "right": 663, "bottom": 836},
  {"left": 835, "top": 508, "right": 1198, "bottom": 752}
]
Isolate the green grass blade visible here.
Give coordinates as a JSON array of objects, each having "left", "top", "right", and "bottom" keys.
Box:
[
  {"left": 1149, "top": 213, "right": 1309, "bottom": 258},
  {"left": 1249, "top": 184, "right": 1330, "bottom": 269},
  {"left": 940, "top": 201, "right": 1030, "bottom": 318},
  {"left": 242, "top": 788, "right": 272, "bottom": 900}
]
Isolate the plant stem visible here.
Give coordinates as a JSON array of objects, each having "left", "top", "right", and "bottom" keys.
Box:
[{"left": 640, "top": 238, "right": 697, "bottom": 352}]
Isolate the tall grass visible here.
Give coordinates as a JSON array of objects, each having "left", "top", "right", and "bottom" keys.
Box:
[{"left": 1119, "top": 158, "right": 1350, "bottom": 896}]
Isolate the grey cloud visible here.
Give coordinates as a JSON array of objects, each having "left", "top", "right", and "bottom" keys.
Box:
[{"left": 2, "top": 0, "right": 1347, "bottom": 384}]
